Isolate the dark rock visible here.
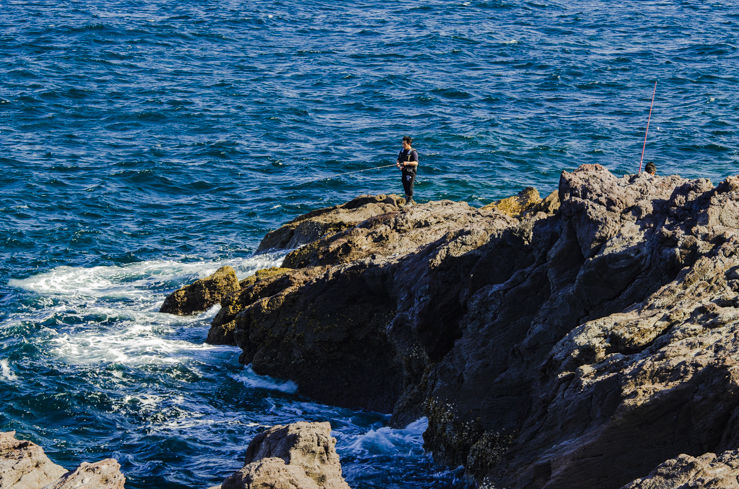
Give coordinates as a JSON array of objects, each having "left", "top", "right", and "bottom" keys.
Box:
[
  {"left": 282, "top": 200, "right": 504, "bottom": 268},
  {"left": 215, "top": 422, "right": 350, "bottom": 489},
  {"left": 221, "top": 202, "right": 514, "bottom": 412},
  {"left": 208, "top": 267, "right": 296, "bottom": 345},
  {"left": 201, "top": 166, "right": 738, "bottom": 489},
  {"left": 160, "top": 265, "right": 240, "bottom": 316}
]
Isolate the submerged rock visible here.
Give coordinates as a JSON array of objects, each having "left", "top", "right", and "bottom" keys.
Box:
[
  {"left": 0, "top": 431, "right": 126, "bottom": 489},
  {"left": 213, "top": 422, "right": 350, "bottom": 489},
  {"left": 160, "top": 265, "right": 240, "bottom": 315},
  {"left": 188, "top": 166, "right": 738, "bottom": 488}
]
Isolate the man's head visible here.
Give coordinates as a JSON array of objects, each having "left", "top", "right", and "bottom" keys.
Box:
[
  {"left": 402, "top": 136, "right": 412, "bottom": 149},
  {"left": 645, "top": 161, "right": 656, "bottom": 175}
]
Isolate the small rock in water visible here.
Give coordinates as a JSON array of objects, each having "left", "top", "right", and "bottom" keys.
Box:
[
  {"left": 160, "top": 265, "right": 240, "bottom": 315},
  {"left": 214, "top": 422, "right": 350, "bottom": 489}
]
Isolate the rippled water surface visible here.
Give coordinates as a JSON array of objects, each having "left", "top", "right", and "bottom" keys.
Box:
[{"left": 1, "top": 1, "right": 736, "bottom": 487}]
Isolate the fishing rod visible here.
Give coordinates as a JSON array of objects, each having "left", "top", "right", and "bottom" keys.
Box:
[
  {"left": 639, "top": 81, "right": 657, "bottom": 174},
  {"left": 298, "top": 163, "right": 398, "bottom": 184}
]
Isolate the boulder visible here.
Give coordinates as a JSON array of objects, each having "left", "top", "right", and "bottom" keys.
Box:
[
  {"left": 215, "top": 422, "right": 350, "bottom": 489},
  {"left": 160, "top": 265, "right": 240, "bottom": 315},
  {"left": 0, "top": 432, "right": 125, "bottom": 489},
  {"left": 45, "top": 460, "right": 126, "bottom": 489},
  {"left": 620, "top": 449, "right": 739, "bottom": 489},
  {"left": 208, "top": 267, "right": 319, "bottom": 346},
  {"left": 0, "top": 431, "right": 66, "bottom": 489},
  {"left": 536, "top": 189, "right": 560, "bottom": 214}
]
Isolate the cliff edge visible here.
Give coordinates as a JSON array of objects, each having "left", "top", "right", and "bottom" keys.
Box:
[{"left": 163, "top": 165, "right": 739, "bottom": 488}]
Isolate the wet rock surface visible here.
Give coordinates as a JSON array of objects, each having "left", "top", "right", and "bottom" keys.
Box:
[
  {"left": 213, "top": 422, "right": 350, "bottom": 489},
  {"left": 160, "top": 265, "right": 240, "bottom": 315},
  {"left": 0, "top": 431, "right": 125, "bottom": 489},
  {"left": 183, "top": 165, "right": 738, "bottom": 488}
]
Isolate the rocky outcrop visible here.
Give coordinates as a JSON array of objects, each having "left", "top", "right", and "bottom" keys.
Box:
[
  {"left": 620, "top": 449, "right": 739, "bottom": 489},
  {"left": 212, "top": 422, "right": 350, "bottom": 489},
  {"left": 0, "top": 431, "right": 125, "bottom": 489},
  {"left": 482, "top": 186, "right": 541, "bottom": 216},
  {"left": 0, "top": 431, "right": 66, "bottom": 489},
  {"left": 160, "top": 265, "right": 240, "bottom": 315},
  {"left": 256, "top": 194, "right": 404, "bottom": 252},
  {"left": 44, "top": 460, "right": 125, "bottom": 489},
  {"left": 186, "top": 165, "right": 738, "bottom": 488},
  {"left": 209, "top": 201, "right": 516, "bottom": 412}
]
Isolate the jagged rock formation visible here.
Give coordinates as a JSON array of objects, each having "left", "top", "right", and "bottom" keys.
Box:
[
  {"left": 160, "top": 265, "right": 240, "bottom": 315},
  {"left": 0, "top": 431, "right": 66, "bottom": 489},
  {"left": 210, "top": 422, "right": 350, "bottom": 489},
  {"left": 620, "top": 449, "right": 739, "bottom": 489},
  {"left": 44, "top": 460, "right": 126, "bottom": 489},
  {"left": 0, "top": 431, "right": 125, "bottom": 489},
  {"left": 168, "top": 166, "right": 738, "bottom": 488}
]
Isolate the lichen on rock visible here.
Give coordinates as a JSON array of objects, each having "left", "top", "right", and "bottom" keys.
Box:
[{"left": 160, "top": 265, "right": 240, "bottom": 316}]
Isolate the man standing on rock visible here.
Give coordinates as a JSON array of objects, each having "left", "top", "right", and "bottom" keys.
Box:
[{"left": 396, "top": 136, "right": 419, "bottom": 204}]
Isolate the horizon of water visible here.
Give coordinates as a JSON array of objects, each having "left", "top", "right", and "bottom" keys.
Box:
[{"left": 1, "top": 1, "right": 736, "bottom": 488}]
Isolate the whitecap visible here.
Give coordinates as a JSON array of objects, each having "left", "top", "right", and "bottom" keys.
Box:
[
  {"left": 0, "top": 359, "right": 18, "bottom": 381},
  {"left": 231, "top": 365, "right": 298, "bottom": 394},
  {"left": 345, "top": 417, "right": 428, "bottom": 456},
  {"left": 8, "top": 253, "right": 285, "bottom": 302},
  {"left": 45, "top": 319, "right": 234, "bottom": 366},
  {"left": 6, "top": 253, "right": 285, "bottom": 367}
]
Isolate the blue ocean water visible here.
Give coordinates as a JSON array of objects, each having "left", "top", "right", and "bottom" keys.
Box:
[{"left": 0, "top": 1, "right": 736, "bottom": 487}]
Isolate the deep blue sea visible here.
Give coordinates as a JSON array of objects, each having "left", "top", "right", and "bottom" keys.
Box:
[{"left": 1, "top": 1, "right": 736, "bottom": 488}]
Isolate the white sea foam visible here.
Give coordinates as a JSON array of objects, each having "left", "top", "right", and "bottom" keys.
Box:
[
  {"left": 6, "top": 253, "right": 285, "bottom": 366},
  {"left": 232, "top": 365, "right": 299, "bottom": 394},
  {"left": 46, "top": 321, "right": 234, "bottom": 365},
  {"left": 0, "top": 359, "right": 18, "bottom": 381},
  {"left": 8, "top": 253, "right": 285, "bottom": 301},
  {"left": 345, "top": 417, "right": 428, "bottom": 456}
]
